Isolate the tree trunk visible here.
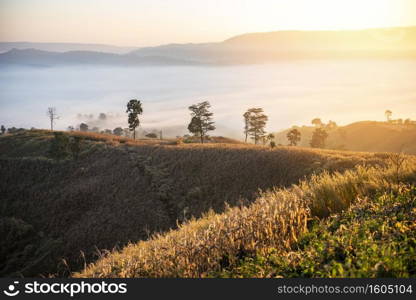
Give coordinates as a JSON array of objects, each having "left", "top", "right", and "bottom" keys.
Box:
[
  {"left": 50, "top": 119, "right": 53, "bottom": 131},
  {"left": 133, "top": 129, "right": 136, "bottom": 140}
]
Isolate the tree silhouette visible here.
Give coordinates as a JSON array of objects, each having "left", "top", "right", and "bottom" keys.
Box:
[
  {"left": 243, "top": 111, "right": 251, "bottom": 142},
  {"left": 126, "top": 99, "right": 143, "bottom": 140},
  {"left": 145, "top": 133, "right": 158, "bottom": 139},
  {"left": 310, "top": 128, "right": 328, "bottom": 148},
  {"left": 245, "top": 108, "right": 268, "bottom": 145},
  {"left": 1, "top": 125, "right": 5, "bottom": 135},
  {"left": 311, "top": 118, "right": 323, "bottom": 128},
  {"left": 385, "top": 110, "right": 392, "bottom": 122},
  {"left": 47, "top": 107, "right": 59, "bottom": 131},
  {"left": 287, "top": 128, "right": 301, "bottom": 146},
  {"left": 113, "top": 127, "right": 123, "bottom": 136},
  {"left": 187, "top": 101, "right": 215, "bottom": 144},
  {"left": 79, "top": 123, "right": 89, "bottom": 132}
]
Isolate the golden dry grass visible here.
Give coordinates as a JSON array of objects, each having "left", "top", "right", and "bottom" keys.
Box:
[
  {"left": 0, "top": 129, "right": 409, "bottom": 277},
  {"left": 76, "top": 155, "right": 416, "bottom": 278}
]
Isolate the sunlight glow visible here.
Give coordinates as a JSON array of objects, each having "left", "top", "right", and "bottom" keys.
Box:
[{"left": 0, "top": 0, "right": 415, "bottom": 46}]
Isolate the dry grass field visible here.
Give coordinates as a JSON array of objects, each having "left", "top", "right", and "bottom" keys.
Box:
[
  {"left": 0, "top": 130, "right": 414, "bottom": 277},
  {"left": 77, "top": 157, "right": 416, "bottom": 278}
]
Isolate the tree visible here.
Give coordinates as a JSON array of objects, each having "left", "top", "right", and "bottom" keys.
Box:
[
  {"left": 67, "top": 126, "right": 74, "bottom": 131},
  {"left": 245, "top": 108, "right": 268, "bottom": 144},
  {"left": 79, "top": 123, "right": 89, "bottom": 132},
  {"left": 113, "top": 127, "right": 123, "bottom": 136},
  {"left": 98, "top": 113, "right": 107, "bottom": 120},
  {"left": 104, "top": 129, "right": 112, "bottom": 134},
  {"left": 263, "top": 133, "right": 274, "bottom": 146},
  {"left": 48, "top": 132, "right": 69, "bottom": 160},
  {"left": 287, "top": 128, "right": 301, "bottom": 146},
  {"left": 385, "top": 110, "right": 392, "bottom": 122},
  {"left": 187, "top": 101, "right": 215, "bottom": 144},
  {"left": 310, "top": 128, "right": 328, "bottom": 148},
  {"left": 47, "top": 107, "right": 59, "bottom": 131},
  {"left": 145, "top": 133, "right": 158, "bottom": 139},
  {"left": 126, "top": 99, "right": 143, "bottom": 140},
  {"left": 188, "top": 117, "right": 202, "bottom": 140},
  {"left": 1, "top": 125, "right": 5, "bottom": 135},
  {"left": 311, "top": 118, "right": 323, "bottom": 128},
  {"left": 243, "top": 111, "right": 251, "bottom": 142}
]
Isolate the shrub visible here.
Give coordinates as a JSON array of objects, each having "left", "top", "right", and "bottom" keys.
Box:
[{"left": 48, "top": 132, "right": 70, "bottom": 160}]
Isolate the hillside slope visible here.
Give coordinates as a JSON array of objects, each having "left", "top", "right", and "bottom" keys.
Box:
[
  {"left": 0, "top": 130, "right": 388, "bottom": 277},
  {"left": 274, "top": 121, "right": 416, "bottom": 154},
  {"left": 215, "top": 186, "right": 416, "bottom": 278},
  {"left": 78, "top": 155, "right": 416, "bottom": 278}
]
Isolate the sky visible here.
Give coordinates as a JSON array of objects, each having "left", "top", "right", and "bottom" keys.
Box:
[{"left": 1, "top": 0, "right": 416, "bottom": 47}]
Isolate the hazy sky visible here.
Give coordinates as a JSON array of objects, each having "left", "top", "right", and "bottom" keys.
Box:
[{"left": 1, "top": 0, "right": 416, "bottom": 46}]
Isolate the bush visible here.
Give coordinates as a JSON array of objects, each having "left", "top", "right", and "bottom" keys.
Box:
[{"left": 48, "top": 132, "right": 70, "bottom": 160}]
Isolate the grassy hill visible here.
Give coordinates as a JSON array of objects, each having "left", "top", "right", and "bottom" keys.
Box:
[
  {"left": 78, "top": 155, "right": 416, "bottom": 278},
  {"left": 274, "top": 121, "right": 416, "bottom": 154},
  {"left": 214, "top": 185, "right": 416, "bottom": 278},
  {"left": 0, "top": 130, "right": 391, "bottom": 277}
]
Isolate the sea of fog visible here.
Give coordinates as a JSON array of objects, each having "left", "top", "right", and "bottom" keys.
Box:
[{"left": 1, "top": 60, "right": 415, "bottom": 139}]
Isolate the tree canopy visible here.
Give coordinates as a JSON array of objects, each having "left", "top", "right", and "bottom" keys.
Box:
[
  {"left": 187, "top": 101, "right": 215, "bottom": 143},
  {"left": 126, "top": 99, "right": 143, "bottom": 140}
]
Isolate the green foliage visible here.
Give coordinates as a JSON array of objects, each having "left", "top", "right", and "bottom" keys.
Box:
[
  {"left": 145, "top": 133, "right": 158, "bottom": 139},
  {"left": 113, "top": 127, "right": 123, "bottom": 136},
  {"left": 188, "top": 101, "right": 215, "bottom": 143},
  {"left": 126, "top": 99, "right": 143, "bottom": 139},
  {"left": 79, "top": 123, "right": 88, "bottom": 132},
  {"left": 244, "top": 108, "right": 268, "bottom": 144},
  {"left": 0, "top": 217, "right": 63, "bottom": 277},
  {"left": 48, "top": 132, "right": 70, "bottom": 160},
  {"left": 69, "top": 136, "right": 83, "bottom": 160},
  {"left": 216, "top": 186, "right": 416, "bottom": 278}
]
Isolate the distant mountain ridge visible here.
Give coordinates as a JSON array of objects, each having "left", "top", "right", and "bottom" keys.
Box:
[
  {"left": 0, "top": 42, "right": 137, "bottom": 54},
  {"left": 1, "top": 26, "right": 416, "bottom": 67},
  {"left": 0, "top": 48, "right": 201, "bottom": 67}
]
